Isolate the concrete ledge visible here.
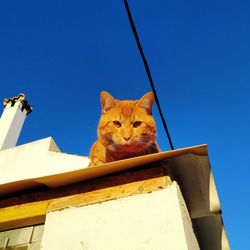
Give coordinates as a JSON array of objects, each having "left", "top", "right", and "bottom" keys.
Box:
[
  {"left": 0, "top": 137, "right": 90, "bottom": 194},
  {"left": 0, "top": 164, "right": 171, "bottom": 231},
  {"left": 0, "top": 141, "right": 230, "bottom": 249},
  {"left": 41, "top": 182, "right": 199, "bottom": 250}
]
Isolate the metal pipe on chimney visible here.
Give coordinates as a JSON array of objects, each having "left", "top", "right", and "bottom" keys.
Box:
[{"left": 0, "top": 93, "right": 32, "bottom": 150}]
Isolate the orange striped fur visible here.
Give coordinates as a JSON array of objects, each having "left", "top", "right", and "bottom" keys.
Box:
[{"left": 90, "top": 91, "right": 159, "bottom": 166}]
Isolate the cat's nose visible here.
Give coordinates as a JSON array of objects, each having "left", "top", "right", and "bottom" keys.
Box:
[{"left": 123, "top": 135, "right": 131, "bottom": 142}]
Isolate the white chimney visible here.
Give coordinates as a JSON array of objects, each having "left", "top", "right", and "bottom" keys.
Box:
[{"left": 0, "top": 93, "right": 32, "bottom": 150}]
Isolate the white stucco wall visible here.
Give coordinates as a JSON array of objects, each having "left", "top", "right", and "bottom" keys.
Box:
[
  {"left": 0, "top": 137, "right": 90, "bottom": 185},
  {"left": 41, "top": 182, "right": 199, "bottom": 250}
]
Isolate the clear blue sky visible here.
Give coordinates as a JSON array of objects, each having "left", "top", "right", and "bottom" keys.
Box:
[{"left": 0, "top": 0, "right": 249, "bottom": 248}]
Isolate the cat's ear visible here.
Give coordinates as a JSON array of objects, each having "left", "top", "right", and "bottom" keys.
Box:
[
  {"left": 100, "top": 91, "right": 117, "bottom": 113},
  {"left": 137, "top": 91, "right": 154, "bottom": 115}
]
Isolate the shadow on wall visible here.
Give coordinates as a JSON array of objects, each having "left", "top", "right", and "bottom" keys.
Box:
[{"left": 164, "top": 154, "right": 229, "bottom": 250}]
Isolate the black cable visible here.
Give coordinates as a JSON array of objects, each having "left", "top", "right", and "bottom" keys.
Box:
[{"left": 123, "top": 0, "right": 174, "bottom": 150}]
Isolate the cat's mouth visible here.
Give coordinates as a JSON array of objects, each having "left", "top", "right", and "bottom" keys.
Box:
[
  {"left": 103, "top": 134, "right": 153, "bottom": 153},
  {"left": 111, "top": 140, "right": 150, "bottom": 153}
]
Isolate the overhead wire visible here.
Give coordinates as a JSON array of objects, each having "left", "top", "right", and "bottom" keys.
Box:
[{"left": 123, "top": 0, "right": 175, "bottom": 150}]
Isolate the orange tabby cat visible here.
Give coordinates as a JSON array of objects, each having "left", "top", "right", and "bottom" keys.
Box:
[{"left": 89, "top": 91, "right": 159, "bottom": 166}]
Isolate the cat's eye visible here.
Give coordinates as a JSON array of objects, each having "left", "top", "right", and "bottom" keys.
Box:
[
  {"left": 113, "top": 120, "right": 122, "bottom": 128},
  {"left": 133, "top": 121, "right": 142, "bottom": 128}
]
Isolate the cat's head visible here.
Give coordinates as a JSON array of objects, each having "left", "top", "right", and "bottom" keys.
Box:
[{"left": 98, "top": 91, "right": 157, "bottom": 153}]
